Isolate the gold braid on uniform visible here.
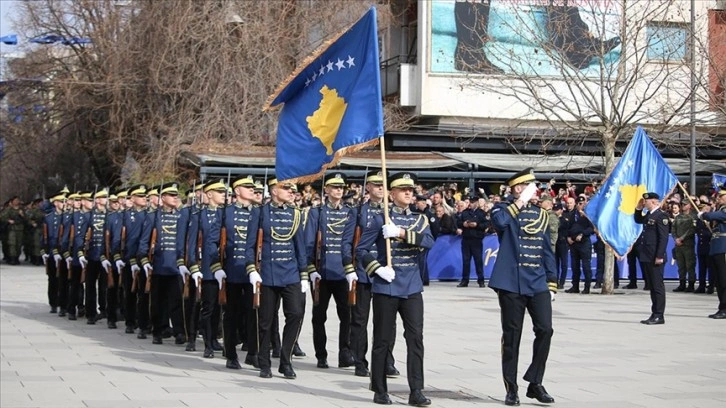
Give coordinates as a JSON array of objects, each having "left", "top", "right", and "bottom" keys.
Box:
[
  {"left": 271, "top": 208, "right": 301, "bottom": 241},
  {"left": 523, "top": 207, "right": 548, "bottom": 235},
  {"left": 326, "top": 216, "right": 347, "bottom": 235}
]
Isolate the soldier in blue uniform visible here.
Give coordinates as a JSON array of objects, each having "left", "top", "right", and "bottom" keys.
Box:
[
  {"left": 694, "top": 202, "right": 713, "bottom": 294},
  {"left": 698, "top": 188, "right": 726, "bottom": 318},
  {"left": 104, "top": 192, "right": 124, "bottom": 329},
  {"left": 356, "top": 172, "right": 434, "bottom": 407},
  {"left": 182, "top": 182, "right": 204, "bottom": 351},
  {"left": 41, "top": 191, "right": 67, "bottom": 313},
  {"left": 220, "top": 175, "right": 259, "bottom": 369},
  {"left": 489, "top": 167, "right": 557, "bottom": 406},
  {"left": 80, "top": 189, "right": 113, "bottom": 325},
  {"left": 138, "top": 183, "right": 186, "bottom": 344},
  {"left": 565, "top": 195, "right": 594, "bottom": 294},
  {"left": 245, "top": 176, "right": 307, "bottom": 380},
  {"left": 66, "top": 192, "right": 93, "bottom": 321},
  {"left": 634, "top": 192, "right": 670, "bottom": 325},
  {"left": 59, "top": 192, "right": 80, "bottom": 318},
  {"left": 304, "top": 172, "right": 357, "bottom": 370},
  {"left": 350, "top": 170, "right": 399, "bottom": 378}
]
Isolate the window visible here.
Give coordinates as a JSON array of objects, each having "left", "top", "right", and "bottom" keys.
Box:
[{"left": 646, "top": 21, "right": 690, "bottom": 62}]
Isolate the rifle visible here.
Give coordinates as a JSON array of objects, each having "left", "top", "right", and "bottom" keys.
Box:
[
  {"left": 253, "top": 281, "right": 261, "bottom": 309},
  {"left": 105, "top": 225, "right": 114, "bottom": 289},
  {"left": 218, "top": 170, "right": 231, "bottom": 306},
  {"left": 254, "top": 227, "right": 263, "bottom": 309},
  {"left": 146, "top": 226, "right": 156, "bottom": 294},
  {"left": 56, "top": 222, "right": 64, "bottom": 277},
  {"left": 196, "top": 217, "right": 203, "bottom": 302},
  {"left": 183, "top": 180, "right": 196, "bottom": 300},
  {"left": 313, "top": 218, "right": 322, "bottom": 306},
  {"left": 118, "top": 225, "right": 126, "bottom": 290},
  {"left": 80, "top": 225, "right": 91, "bottom": 283},
  {"left": 348, "top": 280, "right": 357, "bottom": 306},
  {"left": 43, "top": 223, "right": 50, "bottom": 276}
]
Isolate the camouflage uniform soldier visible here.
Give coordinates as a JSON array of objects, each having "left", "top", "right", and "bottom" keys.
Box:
[
  {"left": 671, "top": 201, "right": 697, "bottom": 292},
  {"left": 0, "top": 196, "right": 26, "bottom": 265},
  {"left": 26, "top": 199, "right": 46, "bottom": 266}
]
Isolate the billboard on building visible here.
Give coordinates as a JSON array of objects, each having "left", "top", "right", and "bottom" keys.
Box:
[{"left": 429, "top": 0, "right": 622, "bottom": 77}]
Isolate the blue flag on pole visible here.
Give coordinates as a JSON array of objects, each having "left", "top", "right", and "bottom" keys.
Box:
[
  {"left": 713, "top": 173, "right": 726, "bottom": 191},
  {"left": 264, "top": 7, "right": 383, "bottom": 182},
  {"left": 584, "top": 127, "right": 678, "bottom": 257},
  {"left": 0, "top": 34, "right": 18, "bottom": 45}
]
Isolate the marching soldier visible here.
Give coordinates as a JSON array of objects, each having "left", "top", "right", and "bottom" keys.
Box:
[
  {"left": 79, "top": 189, "right": 112, "bottom": 325},
  {"left": 634, "top": 192, "right": 670, "bottom": 325},
  {"left": 182, "top": 182, "right": 205, "bottom": 352},
  {"left": 134, "top": 185, "right": 161, "bottom": 339},
  {"left": 245, "top": 176, "right": 307, "bottom": 380},
  {"left": 104, "top": 193, "right": 124, "bottom": 329},
  {"left": 489, "top": 168, "right": 557, "bottom": 406},
  {"left": 695, "top": 202, "right": 713, "bottom": 294},
  {"left": 699, "top": 188, "right": 726, "bottom": 319},
  {"left": 565, "top": 196, "right": 594, "bottom": 294},
  {"left": 64, "top": 192, "right": 93, "bottom": 320},
  {"left": 671, "top": 201, "right": 697, "bottom": 292},
  {"left": 41, "top": 191, "right": 67, "bottom": 313},
  {"left": 355, "top": 172, "right": 434, "bottom": 407}
]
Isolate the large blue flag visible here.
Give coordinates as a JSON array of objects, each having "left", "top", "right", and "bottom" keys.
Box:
[
  {"left": 713, "top": 173, "right": 726, "bottom": 191},
  {"left": 584, "top": 127, "right": 678, "bottom": 257},
  {"left": 264, "top": 7, "right": 383, "bottom": 182}
]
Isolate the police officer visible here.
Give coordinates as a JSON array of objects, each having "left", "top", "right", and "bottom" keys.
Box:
[
  {"left": 556, "top": 197, "right": 575, "bottom": 288},
  {"left": 694, "top": 202, "right": 713, "bottom": 294},
  {"left": 489, "top": 168, "right": 557, "bottom": 406},
  {"left": 457, "top": 194, "right": 488, "bottom": 287},
  {"left": 671, "top": 201, "right": 697, "bottom": 292},
  {"left": 634, "top": 192, "right": 670, "bottom": 325},
  {"left": 355, "top": 172, "right": 434, "bottom": 407},
  {"left": 565, "top": 196, "right": 594, "bottom": 294},
  {"left": 304, "top": 172, "right": 357, "bottom": 370},
  {"left": 41, "top": 191, "right": 67, "bottom": 313},
  {"left": 698, "top": 188, "right": 726, "bottom": 319},
  {"left": 246, "top": 176, "right": 307, "bottom": 379}
]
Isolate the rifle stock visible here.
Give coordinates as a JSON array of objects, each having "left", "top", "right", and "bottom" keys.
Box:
[
  {"left": 196, "top": 276, "right": 202, "bottom": 302},
  {"left": 219, "top": 278, "right": 227, "bottom": 305},
  {"left": 131, "top": 270, "right": 138, "bottom": 293},
  {"left": 56, "top": 223, "right": 64, "bottom": 277},
  {"left": 348, "top": 280, "right": 357, "bottom": 306},
  {"left": 43, "top": 223, "right": 51, "bottom": 276},
  {"left": 105, "top": 229, "right": 114, "bottom": 288},
  {"left": 253, "top": 281, "right": 261, "bottom": 309},
  {"left": 146, "top": 228, "right": 156, "bottom": 294},
  {"left": 218, "top": 226, "right": 227, "bottom": 305},
  {"left": 313, "top": 279, "right": 320, "bottom": 306},
  {"left": 255, "top": 228, "right": 262, "bottom": 271},
  {"left": 81, "top": 224, "right": 91, "bottom": 283},
  {"left": 183, "top": 275, "right": 190, "bottom": 299}
]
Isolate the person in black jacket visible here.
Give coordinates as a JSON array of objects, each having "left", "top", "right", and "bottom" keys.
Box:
[
  {"left": 565, "top": 196, "right": 595, "bottom": 294},
  {"left": 431, "top": 205, "right": 456, "bottom": 239},
  {"left": 457, "top": 195, "right": 489, "bottom": 287},
  {"left": 634, "top": 192, "right": 670, "bottom": 325}
]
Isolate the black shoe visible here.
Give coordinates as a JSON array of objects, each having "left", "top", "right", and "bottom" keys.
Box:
[
  {"left": 97, "top": 311, "right": 107, "bottom": 320},
  {"left": 125, "top": 326, "right": 135, "bottom": 334},
  {"left": 673, "top": 284, "right": 686, "bottom": 292},
  {"left": 623, "top": 283, "right": 637, "bottom": 289},
  {"left": 557, "top": 283, "right": 564, "bottom": 289},
  {"left": 640, "top": 316, "right": 665, "bottom": 325},
  {"left": 355, "top": 366, "right": 370, "bottom": 377},
  {"left": 478, "top": 281, "right": 487, "bottom": 288},
  {"left": 707, "top": 286, "right": 714, "bottom": 294},
  {"left": 226, "top": 359, "right": 241, "bottom": 369},
  {"left": 240, "top": 343, "right": 249, "bottom": 352},
  {"left": 86, "top": 317, "right": 96, "bottom": 325},
  {"left": 137, "top": 331, "right": 147, "bottom": 340},
  {"left": 408, "top": 389, "right": 431, "bottom": 407},
  {"left": 685, "top": 283, "right": 695, "bottom": 293},
  {"left": 271, "top": 348, "right": 281, "bottom": 358},
  {"left": 278, "top": 365, "right": 296, "bottom": 379},
  {"left": 203, "top": 348, "right": 214, "bottom": 358},
  {"left": 643, "top": 286, "right": 650, "bottom": 291},
  {"left": 244, "top": 354, "right": 259, "bottom": 368},
  {"left": 173, "top": 334, "right": 185, "bottom": 345},
  {"left": 694, "top": 286, "right": 706, "bottom": 294},
  {"left": 504, "top": 391, "right": 520, "bottom": 406},
  {"left": 386, "top": 365, "right": 400, "bottom": 377},
  {"left": 373, "top": 392, "right": 392, "bottom": 405},
  {"left": 592, "top": 283, "right": 602, "bottom": 289},
  {"left": 50, "top": 307, "right": 58, "bottom": 313},
  {"left": 613, "top": 284, "right": 619, "bottom": 289},
  {"left": 708, "top": 311, "right": 726, "bottom": 319},
  {"left": 338, "top": 349, "right": 355, "bottom": 367},
  {"left": 582, "top": 287, "right": 590, "bottom": 294},
  {"left": 162, "top": 327, "right": 173, "bottom": 338},
  {"left": 152, "top": 336, "right": 163, "bottom": 344},
  {"left": 457, "top": 282, "right": 469, "bottom": 288},
  {"left": 317, "top": 359, "right": 329, "bottom": 369},
  {"left": 211, "top": 339, "right": 223, "bottom": 351},
  {"left": 293, "top": 343, "right": 306, "bottom": 357},
  {"left": 68, "top": 313, "right": 77, "bottom": 321},
  {"left": 185, "top": 341, "right": 196, "bottom": 352},
  {"left": 107, "top": 321, "right": 117, "bottom": 329},
  {"left": 526, "top": 383, "right": 554, "bottom": 403},
  {"left": 259, "top": 368, "right": 272, "bottom": 378},
  {"left": 565, "top": 287, "right": 580, "bottom": 293},
  {"left": 58, "top": 309, "right": 66, "bottom": 317}
]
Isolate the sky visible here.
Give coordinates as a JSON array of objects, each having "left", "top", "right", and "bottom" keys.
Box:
[{"left": 0, "top": 0, "right": 19, "bottom": 37}]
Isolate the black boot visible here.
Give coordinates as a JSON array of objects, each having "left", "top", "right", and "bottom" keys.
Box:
[
  {"left": 685, "top": 281, "right": 695, "bottom": 293},
  {"left": 454, "top": 1, "right": 503, "bottom": 74},
  {"left": 673, "top": 281, "right": 686, "bottom": 292}
]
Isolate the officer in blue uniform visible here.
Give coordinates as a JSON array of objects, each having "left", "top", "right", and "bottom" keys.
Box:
[
  {"left": 699, "top": 188, "right": 726, "bottom": 318},
  {"left": 304, "top": 172, "right": 357, "bottom": 370},
  {"left": 245, "top": 176, "right": 307, "bottom": 380},
  {"left": 634, "top": 192, "right": 670, "bottom": 325},
  {"left": 350, "top": 170, "right": 399, "bottom": 378},
  {"left": 138, "top": 183, "right": 186, "bottom": 344},
  {"left": 489, "top": 167, "right": 557, "bottom": 406},
  {"left": 694, "top": 202, "right": 713, "bottom": 294},
  {"left": 104, "top": 192, "right": 124, "bottom": 329},
  {"left": 60, "top": 192, "right": 81, "bottom": 318},
  {"left": 457, "top": 194, "right": 489, "bottom": 287},
  {"left": 182, "top": 182, "right": 205, "bottom": 351},
  {"left": 221, "top": 175, "right": 259, "bottom": 369},
  {"left": 77, "top": 190, "right": 112, "bottom": 325},
  {"left": 41, "top": 191, "right": 67, "bottom": 314},
  {"left": 565, "top": 195, "right": 594, "bottom": 294},
  {"left": 356, "top": 172, "right": 434, "bottom": 407}
]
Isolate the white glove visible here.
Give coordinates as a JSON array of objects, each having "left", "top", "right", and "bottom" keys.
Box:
[
  {"left": 42, "top": 254, "right": 50, "bottom": 265},
  {"left": 301, "top": 279, "right": 309, "bottom": 294},
  {"left": 78, "top": 255, "right": 88, "bottom": 268},
  {"left": 131, "top": 264, "right": 140, "bottom": 274},
  {"left": 143, "top": 263, "right": 153, "bottom": 278},
  {"left": 382, "top": 223, "right": 402, "bottom": 239},
  {"left": 697, "top": 211, "right": 704, "bottom": 219},
  {"left": 66, "top": 257, "right": 72, "bottom": 270},
  {"left": 375, "top": 266, "right": 396, "bottom": 283},
  {"left": 310, "top": 271, "right": 322, "bottom": 287},
  {"left": 346, "top": 273, "right": 358, "bottom": 291},
  {"left": 101, "top": 259, "right": 112, "bottom": 272},
  {"left": 54, "top": 254, "right": 63, "bottom": 264},
  {"left": 115, "top": 259, "right": 125, "bottom": 271},
  {"left": 520, "top": 182, "right": 538, "bottom": 203},
  {"left": 249, "top": 271, "right": 262, "bottom": 292},
  {"left": 214, "top": 269, "right": 227, "bottom": 289},
  {"left": 179, "top": 265, "right": 190, "bottom": 278},
  {"left": 550, "top": 291, "right": 556, "bottom": 302},
  {"left": 191, "top": 271, "right": 203, "bottom": 283}
]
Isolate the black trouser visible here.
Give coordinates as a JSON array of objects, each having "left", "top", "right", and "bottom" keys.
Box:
[
  {"left": 627, "top": 250, "right": 639, "bottom": 286},
  {"left": 150, "top": 274, "right": 184, "bottom": 338},
  {"left": 711, "top": 253, "right": 726, "bottom": 312},
  {"left": 136, "top": 272, "right": 150, "bottom": 332},
  {"left": 461, "top": 238, "right": 484, "bottom": 283},
  {"left": 640, "top": 260, "right": 665, "bottom": 318},
  {"left": 570, "top": 243, "right": 592, "bottom": 287},
  {"left": 258, "top": 283, "right": 304, "bottom": 370},
  {"left": 223, "top": 282, "right": 245, "bottom": 361},
  {"left": 371, "top": 292, "right": 423, "bottom": 394},
  {"left": 183, "top": 277, "right": 200, "bottom": 342},
  {"left": 594, "top": 244, "right": 620, "bottom": 286},
  {"left": 350, "top": 282, "right": 396, "bottom": 370},
  {"left": 241, "top": 282, "right": 259, "bottom": 357},
  {"left": 122, "top": 263, "right": 136, "bottom": 329},
  {"left": 85, "top": 260, "right": 103, "bottom": 319},
  {"left": 67, "top": 263, "right": 82, "bottom": 316},
  {"left": 497, "top": 290, "right": 553, "bottom": 393},
  {"left": 199, "top": 280, "right": 219, "bottom": 348},
  {"left": 57, "top": 259, "right": 69, "bottom": 312},
  {"left": 47, "top": 260, "right": 59, "bottom": 308},
  {"left": 312, "top": 279, "right": 351, "bottom": 361},
  {"left": 106, "top": 266, "right": 119, "bottom": 323},
  {"left": 674, "top": 244, "right": 696, "bottom": 284},
  {"left": 555, "top": 239, "right": 569, "bottom": 286},
  {"left": 697, "top": 253, "right": 712, "bottom": 288}
]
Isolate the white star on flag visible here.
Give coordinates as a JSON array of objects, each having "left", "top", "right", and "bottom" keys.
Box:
[
  {"left": 318, "top": 65, "right": 325, "bottom": 76},
  {"left": 335, "top": 58, "right": 345, "bottom": 70},
  {"left": 326, "top": 60, "right": 334, "bottom": 72},
  {"left": 346, "top": 55, "right": 355, "bottom": 67}
]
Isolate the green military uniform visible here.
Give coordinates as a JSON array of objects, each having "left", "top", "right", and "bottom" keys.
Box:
[
  {"left": 26, "top": 205, "right": 46, "bottom": 265},
  {"left": 0, "top": 203, "right": 26, "bottom": 265},
  {"left": 671, "top": 211, "right": 697, "bottom": 292},
  {"left": 546, "top": 209, "right": 559, "bottom": 252}
]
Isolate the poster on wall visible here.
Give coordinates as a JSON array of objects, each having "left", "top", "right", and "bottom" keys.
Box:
[{"left": 430, "top": 0, "right": 622, "bottom": 76}]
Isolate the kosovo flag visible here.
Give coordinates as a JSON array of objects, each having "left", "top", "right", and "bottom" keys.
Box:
[
  {"left": 713, "top": 173, "right": 726, "bottom": 191},
  {"left": 584, "top": 127, "right": 678, "bottom": 257},
  {"left": 264, "top": 7, "right": 383, "bottom": 182}
]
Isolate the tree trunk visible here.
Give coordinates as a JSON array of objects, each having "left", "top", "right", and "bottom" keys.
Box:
[{"left": 600, "top": 131, "right": 617, "bottom": 295}]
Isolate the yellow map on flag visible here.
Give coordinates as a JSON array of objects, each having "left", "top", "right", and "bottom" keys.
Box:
[
  {"left": 306, "top": 85, "right": 348, "bottom": 155},
  {"left": 618, "top": 184, "right": 647, "bottom": 214}
]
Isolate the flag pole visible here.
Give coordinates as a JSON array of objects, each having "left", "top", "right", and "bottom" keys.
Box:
[
  {"left": 676, "top": 180, "right": 711, "bottom": 232},
  {"left": 378, "top": 136, "right": 393, "bottom": 267}
]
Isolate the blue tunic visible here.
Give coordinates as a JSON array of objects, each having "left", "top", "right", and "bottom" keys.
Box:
[
  {"left": 187, "top": 206, "right": 222, "bottom": 281},
  {"left": 222, "top": 204, "right": 257, "bottom": 284},
  {"left": 41, "top": 210, "right": 64, "bottom": 256},
  {"left": 354, "top": 202, "right": 384, "bottom": 284},
  {"left": 138, "top": 209, "right": 185, "bottom": 276},
  {"left": 702, "top": 206, "right": 726, "bottom": 255},
  {"left": 304, "top": 202, "right": 356, "bottom": 281}
]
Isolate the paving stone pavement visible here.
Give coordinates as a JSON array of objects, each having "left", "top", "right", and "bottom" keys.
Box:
[{"left": 1, "top": 263, "right": 725, "bottom": 408}]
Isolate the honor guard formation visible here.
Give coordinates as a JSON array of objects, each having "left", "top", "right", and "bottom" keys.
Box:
[{"left": 2, "top": 168, "right": 726, "bottom": 406}]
